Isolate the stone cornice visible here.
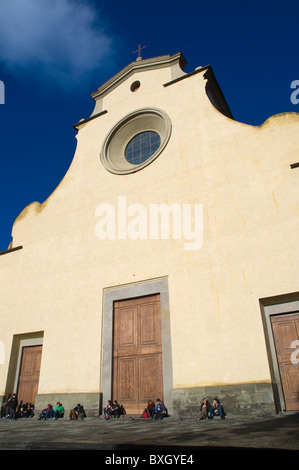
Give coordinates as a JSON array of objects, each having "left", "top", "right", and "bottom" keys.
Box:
[{"left": 90, "top": 52, "right": 187, "bottom": 101}]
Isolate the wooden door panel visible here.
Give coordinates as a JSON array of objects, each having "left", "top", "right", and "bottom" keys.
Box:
[
  {"left": 272, "top": 319, "right": 297, "bottom": 357},
  {"left": 271, "top": 312, "right": 299, "bottom": 411},
  {"left": 281, "top": 363, "right": 299, "bottom": 408},
  {"left": 113, "top": 295, "right": 163, "bottom": 414},
  {"left": 117, "top": 357, "right": 138, "bottom": 402},
  {"left": 17, "top": 345, "right": 42, "bottom": 405},
  {"left": 117, "top": 306, "right": 138, "bottom": 349},
  {"left": 139, "top": 302, "right": 161, "bottom": 348},
  {"left": 139, "top": 354, "right": 163, "bottom": 402}
]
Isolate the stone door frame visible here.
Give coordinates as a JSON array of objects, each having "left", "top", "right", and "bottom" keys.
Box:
[
  {"left": 260, "top": 292, "right": 299, "bottom": 412},
  {"left": 102, "top": 276, "right": 173, "bottom": 414}
]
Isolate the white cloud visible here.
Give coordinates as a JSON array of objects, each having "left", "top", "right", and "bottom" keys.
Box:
[{"left": 0, "top": 0, "right": 114, "bottom": 87}]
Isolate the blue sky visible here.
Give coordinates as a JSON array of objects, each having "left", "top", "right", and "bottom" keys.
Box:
[{"left": 0, "top": 0, "right": 298, "bottom": 251}]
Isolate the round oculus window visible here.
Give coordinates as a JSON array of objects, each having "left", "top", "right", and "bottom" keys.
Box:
[
  {"left": 130, "top": 80, "right": 140, "bottom": 92},
  {"left": 125, "top": 131, "right": 161, "bottom": 165},
  {"left": 100, "top": 107, "right": 172, "bottom": 174}
]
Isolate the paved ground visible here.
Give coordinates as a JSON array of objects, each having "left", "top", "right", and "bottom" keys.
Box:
[{"left": 0, "top": 411, "right": 298, "bottom": 456}]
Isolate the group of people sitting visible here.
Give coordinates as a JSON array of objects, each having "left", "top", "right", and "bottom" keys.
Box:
[
  {"left": 103, "top": 398, "right": 169, "bottom": 421},
  {"left": 199, "top": 397, "right": 226, "bottom": 419},
  {"left": 141, "top": 398, "right": 168, "bottom": 420},
  {"left": 4, "top": 394, "right": 225, "bottom": 422},
  {"left": 2, "top": 394, "right": 34, "bottom": 420},
  {"left": 103, "top": 400, "right": 126, "bottom": 419},
  {"left": 38, "top": 397, "right": 225, "bottom": 421},
  {"left": 38, "top": 402, "right": 86, "bottom": 420}
]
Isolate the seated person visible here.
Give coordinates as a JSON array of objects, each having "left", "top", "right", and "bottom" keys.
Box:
[
  {"left": 141, "top": 400, "right": 155, "bottom": 418},
  {"left": 209, "top": 398, "right": 226, "bottom": 419},
  {"left": 104, "top": 400, "right": 113, "bottom": 419},
  {"left": 199, "top": 398, "right": 211, "bottom": 420},
  {"left": 119, "top": 404, "right": 126, "bottom": 416},
  {"left": 153, "top": 398, "right": 168, "bottom": 420},
  {"left": 69, "top": 403, "right": 86, "bottom": 420},
  {"left": 27, "top": 403, "right": 35, "bottom": 418},
  {"left": 54, "top": 402, "right": 64, "bottom": 419},
  {"left": 38, "top": 404, "right": 54, "bottom": 420},
  {"left": 110, "top": 400, "right": 120, "bottom": 417}
]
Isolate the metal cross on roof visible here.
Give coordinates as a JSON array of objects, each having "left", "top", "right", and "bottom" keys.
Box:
[{"left": 133, "top": 44, "right": 147, "bottom": 60}]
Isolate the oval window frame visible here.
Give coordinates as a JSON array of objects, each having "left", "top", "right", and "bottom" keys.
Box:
[{"left": 100, "top": 107, "right": 172, "bottom": 174}]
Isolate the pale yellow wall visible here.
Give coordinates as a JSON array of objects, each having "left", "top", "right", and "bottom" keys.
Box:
[{"left": 1, "top": 59, "right": 299, "bottom": 396}]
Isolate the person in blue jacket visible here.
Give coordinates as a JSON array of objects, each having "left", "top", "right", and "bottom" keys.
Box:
[{"left": 154, "top": 398, "right": 168, "bottom": 420}]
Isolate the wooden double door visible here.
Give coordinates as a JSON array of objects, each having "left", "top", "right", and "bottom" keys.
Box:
[
  {"left": 271, "top": 312, "right": 299, "bottom": 410},
  {"left": 113, "top": 294, "right": 164, "bottom": 414},
  {"left": 17, "top": 345, "right": 42, "bottom": 405}
]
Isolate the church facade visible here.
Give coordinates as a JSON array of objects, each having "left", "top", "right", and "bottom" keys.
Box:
[{"left": 1, "top": 52, "right": 299, "bottom": 417}]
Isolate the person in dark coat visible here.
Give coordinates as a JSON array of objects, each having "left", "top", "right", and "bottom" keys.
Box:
[
  {"left": 199, "top": 398, "right": 211, "bottom": 419},
  {"left": 69, "top": 403, "right": 86, "bottom": 420},
  {"left": 209, "top": 398, "right": 226, "bottom": 419},
  {"left": 7, "top": 393, "right": 18, "bottom": 420}
]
